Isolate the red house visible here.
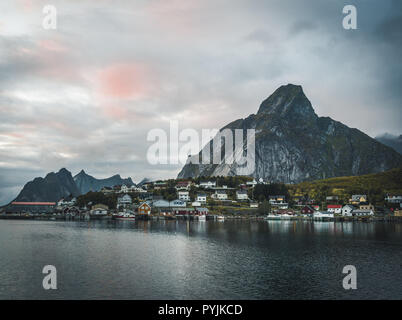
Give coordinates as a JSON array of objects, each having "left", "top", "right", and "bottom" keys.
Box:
[{"left": 301, "top": 206, "right": 315, "bottom": 215}]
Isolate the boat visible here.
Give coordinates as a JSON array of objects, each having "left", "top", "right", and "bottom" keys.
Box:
[
  {"left": 113, "top": 213, "right": 136, "bottom": 221},
  {"left": 198, "top": 215, "right": 207, "bottom": 221},
  {"left": 217, "top": 215, "right": 225, "bottom": 221}
]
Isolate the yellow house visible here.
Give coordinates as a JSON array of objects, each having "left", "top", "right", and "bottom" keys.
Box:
[
  {"left": 349, "top": 195, "right": 367, "bottom": 205},
  {"left": 394, "top": 209, "right": 402, "bottom": 217}
]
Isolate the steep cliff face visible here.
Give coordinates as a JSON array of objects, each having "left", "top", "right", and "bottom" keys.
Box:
[
  {"left": 14, "top": 168, "right": 80, "bottom": 202},
  {"left": 73, "top": 170, "right": 134, "bottom": 194},
  {"left": 178, "top": 84, "right": 402, "bottom": 183}
]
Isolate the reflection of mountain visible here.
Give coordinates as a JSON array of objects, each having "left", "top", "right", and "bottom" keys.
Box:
[
  {"left": 74, "top": 170, "right": 134, "bottom": 194},
  {"left": 178, "top": 84, "right": 402, "bottom": 183},
  {"left": 375, "top": 133, "right": 402, "bottom": 155}
]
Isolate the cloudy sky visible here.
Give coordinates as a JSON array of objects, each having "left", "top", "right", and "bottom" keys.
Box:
[{"left": 0, "top": 0, "right": 401, "bottom": 204}]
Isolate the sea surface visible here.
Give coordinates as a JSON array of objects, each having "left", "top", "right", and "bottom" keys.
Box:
[{"left": 0, "top": 219, "right": 401, "bottom": 299}]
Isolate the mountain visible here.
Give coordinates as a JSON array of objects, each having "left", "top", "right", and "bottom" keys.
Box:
[
  {"left": 13, "top": 168, "right": 80, "bottom": 202},
  {"left": 178, "top": 84, "right": 402, "bottom": 183},
  {"left": 375, "top": 133, "right": 402, "bottom": 155},
  {"left": 73, "top": 170, "right": 134, "bottom": 194},
  {"left": 137, "top": 178, "right": 151, "bottom": 186}
]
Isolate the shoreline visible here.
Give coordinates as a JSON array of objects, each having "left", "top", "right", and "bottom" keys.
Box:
[{"left": 1, "top": 213, "right": 401, "bottom": 223}]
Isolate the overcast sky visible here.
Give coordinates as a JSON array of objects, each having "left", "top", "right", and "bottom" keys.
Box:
[{"left": 0, "top": 0, "right": 401, "bottom": 204}]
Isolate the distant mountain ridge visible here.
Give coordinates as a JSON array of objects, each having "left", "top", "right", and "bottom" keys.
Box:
[
  {"left": 178, "top": 84, "right": 402, "bottom": 182},
  {"left": 12, "top": 169, "right": 135, "bottom": 203},
  {"left": 13, "top": 168, "right": 81, "bottom": 202},
  {"left": 375, "top": 133, "right": 402, "bottom": 155},
  {"left": 74, "top": 170, "right": 134, "bottom": 194}
]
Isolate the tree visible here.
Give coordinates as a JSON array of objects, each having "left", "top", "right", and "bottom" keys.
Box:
[{"left": 258, "top": 200, "right": 271, "bottom": 215}]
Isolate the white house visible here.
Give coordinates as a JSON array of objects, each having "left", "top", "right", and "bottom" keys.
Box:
[
  {"left": 57, "top": 197, "right": 77, "bottom": 207},
  {"left": 212, "top": 190, "right": 228, "bottom": 200},
  {"left": 170, "top": 199, "right": 186, "bottom": 208},
  {"left": 342, "top": 205, "right": 355, "bottom": 216},
  {"left": 250, "top": 202, "right": 258, "bottom": 208},
  {"left": 120, "top": 184, "right": 129, "bottom": 193},
  {"left": 192, "top": 201, "right": 201, "bottom": 207},
  {"left": 352, "top": 209, "right": 374, "bottom": 216},
  {"left": 196, "top": 193, "right": 207, "bottom": 203},
  {"left": 236, "top": 190, "right": 248, "bottom": 200},
  {"left": 178, "top": 191, "right": 190, "bottom": 201},
  {"left": 246, "top": 179, "right": 257, "bottom": 187},
  {"left": 199, "top": 181, "right": 216, "bottom": 189},
  {"left": 153, "top": 199, "right": 170, "bottom": 208},
  {"left": 117, "top": 194, "right": 132, "bottom": 208},
  {"left": 130, "top": 186, "right": 147, "bottom": 193},
  {"left": 327, "top": 205, "right": 342, "bottom": 214},
  {"left": 385, "top": 195, "right": 402, "bottom": 203}
]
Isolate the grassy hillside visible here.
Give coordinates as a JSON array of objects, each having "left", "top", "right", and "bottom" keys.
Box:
[{"left": 288, "top": 167, "right": 402, "bottom": 205}]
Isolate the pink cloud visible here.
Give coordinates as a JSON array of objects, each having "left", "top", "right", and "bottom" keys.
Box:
[{"left": 98, "top": 63, "right": 150, "bottom": 99}]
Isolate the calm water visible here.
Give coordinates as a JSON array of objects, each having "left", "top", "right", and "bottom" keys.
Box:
[{"left": 0, "top": 219, "right": 401, "bottom": 300}]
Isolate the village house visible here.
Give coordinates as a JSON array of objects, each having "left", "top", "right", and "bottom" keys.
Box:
[
  {"left": 178, "top": 191, "right": 190, "bottom": 201},
  {"left": 196, "top": 207, "right": 209, "bottom": 215},
  {"left": 246, "top": 179, "right": 258, "bottom": 187},
  {"left": 137, "top": 202, "right": 151, "bottom": 215},
  {"left": 385, "top": 195, "right": 402, "bottom": 204},
  {"left": 196, "top": 193, "right": 207, "bottom": 203},
  {"left": 90, "top": 204, "right": 108, "bottom": 215},
  {"left": 342, "top": 205, "right": 355, "bottom": 216},
  {"left": 153, "top": 199, "right": 170, "bottom": 208},
  {"left": 359, "top": 203, "right": 375, "bottom": 211},
  {"left": 250, "top": 202, "right": 259, "bottom": 208},
  {"left": 101, "top": 186, "right": 113, "bottom": 194},
  {"left": 153, "top": 181, "right": 167, "bottom": 190},
  {"left": 269, "top": 195, "right": 288, "bottom": 209},
  {"left": 301, "top": 205, "right": 315, "bottom": 215},
  {"left": 199, "top": 181, "right": 216, "bottom": 189},
  {"left": 117, "top": 194, "right": 132, "bottom": 208},
  {"left": 326, "top": 196, "right": 339, "bottom": 202},
  {"left": 175, "top": 181, "right": 191, "bottom": 191},
  {"left": 192, "top": 201, "right": 201, "bottom": 207},
  {"left": 129, "top": 186, "right": 147, "bottom": 193},
  {"left": 352, "top": 209, "right": 374, "bottom": 216},
  {"left": 394, "top": 209, "right": 402, "bottom": 217},
  {"left": 327, "top": 204, "right": 342, "bottom": 214},
  {"left": 236, "top": 190, "right": 248, "bottom": 200},
  {"left": 120, "top": 184, "right": 129, "bottom": 193},
  {"left": 170, "top": 199, "right": 186, "bottom": 208},
  {"left": 57, "top": 196, "right": 77, "bottom": 207},
  {"left": 268, "top": 195, "right": 286, "bottom": 205},
  {"left": 8, "top": 202, "right": 56, "bottom": 214},
  {"left": 349, "top": 195, "right": 368, "bottom": 205},
  {"left": 212, "top": 190, "right": 228, "bottom": 200}
]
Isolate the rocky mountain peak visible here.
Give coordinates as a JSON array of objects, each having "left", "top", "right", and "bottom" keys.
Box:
[{"left": 257, "top": 84, "right": 316, "bottom": 120}]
